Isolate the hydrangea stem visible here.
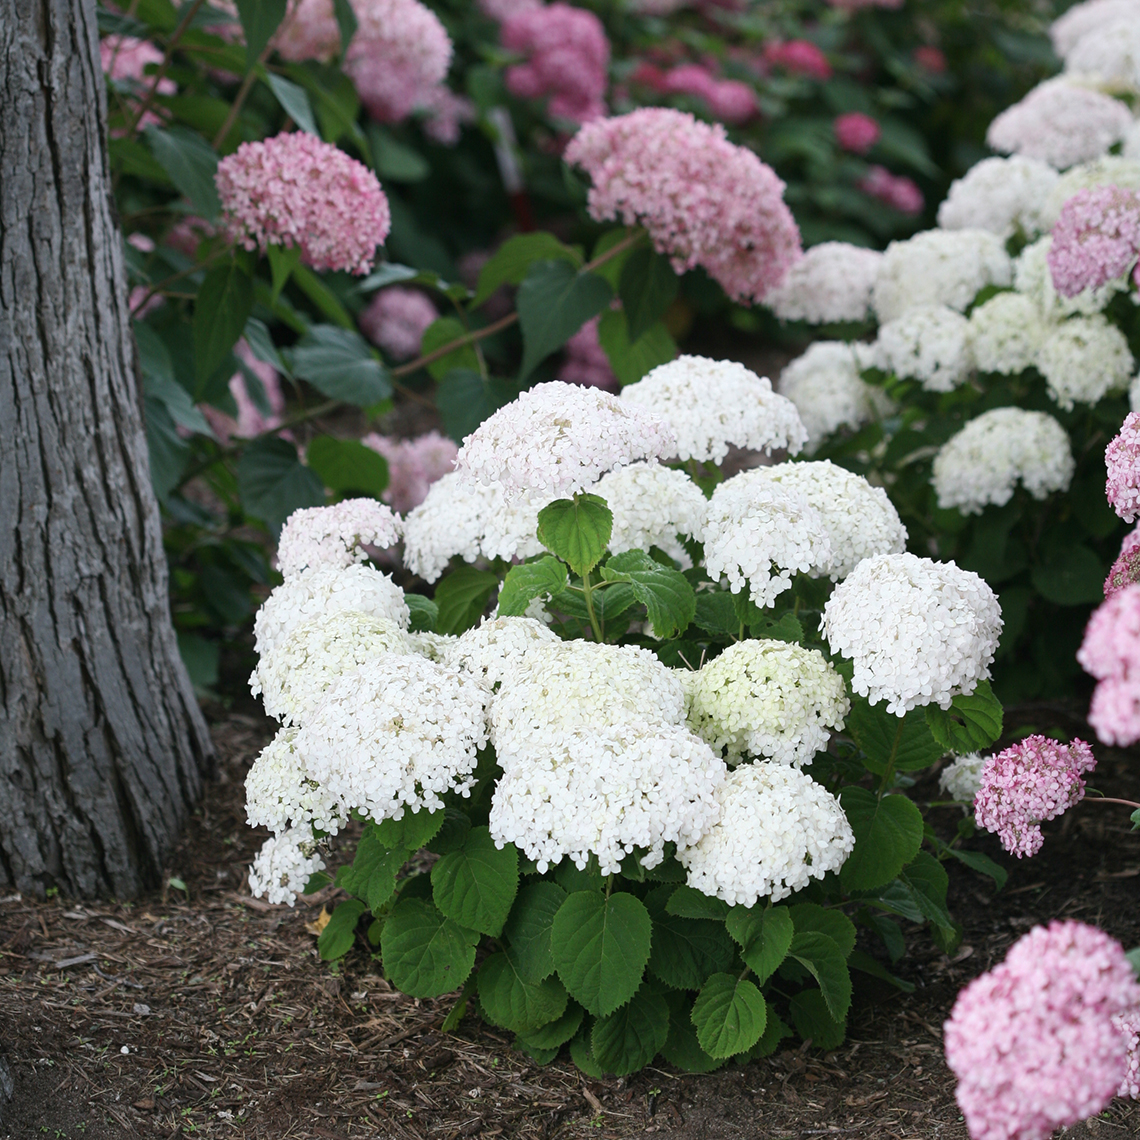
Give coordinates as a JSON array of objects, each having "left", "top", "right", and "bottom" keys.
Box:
[{"left": 580, "top": 568, "right": 603, "bottom": 643}]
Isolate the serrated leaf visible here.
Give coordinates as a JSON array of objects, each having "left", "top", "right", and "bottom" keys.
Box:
[
  {"left": 691, "top": 974, "right": 767, "bottom": 1060},
  {"left": 306, "top": 436, "right": 389, "bottom": 498},
  {"left": 847, "top": 699, "right": 945, "bottom": 776},
  {"left": 899, "top": 852, "right": 959, "bottom": 951},
  {"left": 646, "top": 888, "right": 735, "bottom": 991},
  {"left": 472, "top": 233, "right": 580, "bottom": 309},
  {"left": 497, "top": 557, "right": 569, "bottom": 618},
  {"left": 693, "top": 592, "right": 740, "bottom": 637},
  {"left": 591, "top": 986, "right": 670, "bottom": 1075},
  {"left": 237, "top": 437, "right": 325, "bottom": 531},
  {"left": 725, "top": 905, "right": 793, "bottom": 985},
  {"left": 318, "top": 899, "right": 366, "bottom": 961},
  {"left": 839, "top": 788, "right": 924, "bottom": 892},
  {"left": 537, "top": 495, "right": 613, "bottom": 578},
  {"left": 338, "top": 827, "right": 406, "bottom": 913},
  {"left": 569, "top": 1027, "right": 606, "bottom": 1078},
  {"left": 194, "top": 259, "right": 254, "bottom": 387},
  {"left": 551, "top": 891, "right": 652, "bottom": 1018},
  {"left": 478, "top": 952, "right": 568, "bottom": 1035},
  {"left": 788, "top": 932, "right": 851, "bottom": 1023},
  {"left": 788, "top": 989, "right": 846, "bottom": 1051},
  {"left": 290, "top": 326, "right": 392, "bottom": 406},
  {"left": 749, "top": 1009, "right": 793, "bottom": 1058},
  {"left": 790, "top": 904, "right": 856, "bottom": 957},
  {"left": 375, "top": 808, "right": 445, "bottom": 853},
  {"left": 516, "top": 1002, "right": 584, "bottom": 1051},
  {"left": 596, "top": 309, "right": 677, "bottom": 387},
  {"left": 433, "top": 565, "right": 498, "bottom": 635},
  {"left": 751, "top": 613, "right": 804, "bottom": 644},
  {"left": 431, "top": 826, "right": 518, "bottom": 938},
  {"left": 618, "top": 246, "right": 679, "bottom": 344},
  {"left": 925, "top": 681, "right": 1003, "bottom": 753},
  {"left": 145, "top": 125, "right": 220, "bottom": 219},
  {"left": 599, "top": 550, "right": 696, "bottom": 639},
  {"left": 660, "top": 1009, "right": 726, "bottom": 1073},
  {"left": 503, "top": 882, "right": 568, "bottom": 985},
  {"left": 665, "top": 886, "right": 729, "bottom": 922},
  {"left": 847, "top": 948, "right": 915, "bottom": 993},
  {"left": 380, "top": 898, "right": 478, "bottom": 998},
  {"left": 517, "top": 260, "right": 613, "bottom": 380}
]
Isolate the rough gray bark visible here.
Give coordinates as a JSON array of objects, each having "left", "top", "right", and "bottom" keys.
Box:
[{"left": 0, "top": 0, "right": 214, "bottom": 898}]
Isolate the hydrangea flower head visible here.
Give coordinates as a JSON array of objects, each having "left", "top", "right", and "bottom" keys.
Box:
[
  {"left": 1037, "top": 315, "right": 1133, "bottom": 409},
  {"left": 833, "top": 112, "right": 880, "bottom": 154},
  {"left": 1040, "top": 157, "right": 1140, "bottom": 228},
  {"left": 944, "top": 920, "right": 1140, "bottom": 1140},
  {"left": 1064, "top": 17, "right": 1140, "bottom": 90},
  {"left": 1051, "top": 0, "right": 1140, "bottom": 58},
  {"left": 277, "top": 498, "right": 402, "bottom": 577},
  {"left": 100, "top": 35, "right": 175, "bottom": 130},
  {"left": 1106, "top": 415, "right": 1140, "bottom": 523},
  {"left": 248, "top": 828, "right": 325, "bottom": 906},
  {"left": 245, "top": 728, "right": 348, "bottom": 836},
  {"left": 939, "top": 752, "right": 986, "bottom": 805},
  {"left": 592, "top": 462, "right": 707, "bottom": 564},
  {"left": 441, "top": 615, "right": 557, "bottom": 693},
  {"left": 359, "top": 287, "right": 439, "bottom": 359},
  {"left": 937, "top": 156, "right": 1059, "bottom": 239},
  {"left": 564, "top": 108, "right": 802, "bottom": 303},
  {"left": 1079, "top": 582, "right": 1140, "bottom": 744},
  {"left": 857, "top": 166, "right": 924, "bottom": 215},
  {"left": 762, "top": 40, "right": 832, "bottom": 80},
  {"left": 361, "top": 430, "right": 457, "bottom": 514},
  {"left": 766, "top": 242, "right": 883, "bottom": 324},
  {"left": 968, "top": 292, "right": 1047, "bottom": 375},
  {"left": 1047, "top": 185, "right": 1140, "bottom": 298},
  {"left": 875, "top": 305, "right": 974, "bottom": 392},
  {"left": 215, "top": 132, "right": 390, "bottom": 275},
  {"left": 1015, "top": 234, "right": 1127, "bottom": 320},
  {"left": 974, "top": 736, "right": 1096, "bottom": 857},
  {"left": 1105, "top": 526, "right": 1140, "bottom": 598}
]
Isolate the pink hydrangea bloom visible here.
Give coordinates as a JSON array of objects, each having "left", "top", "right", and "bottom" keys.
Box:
[
  {"left": 973, "top": 735, "right": 1096, "bottom": 858},
  {"left": 564, "top": 107, "right": 802, "bottom": 304},
  {"left": 419, "top": 86, "right": 476, "bottom": 145},
  {"left": 1115, "top": 1008, "right": 1140, "bottom": 1100},
  {"left": 203, "top": 341, "right": 287, "bottom": 444},
  {"left": 99, "top": 35, "right": 175, "bottom": 130},
  {"left": 1105, "top": 412, "right": 1140, "bottom": 523},
  {"left": 502, "top": 3, "right": 610, "bottom": 123},
  {"left": 164, "top": 215, "right": 214, "bottom": 258},
  {"left": 1105, "top": 526, "right": 1140, "bottom": 598},
  {"left": 1078, "top": 582, "right": 1140, "bottom": 744},
  {"left": 944, "top": 921, "right": 1140, "bottom": 1140},
  {"left": 914, "top": 45, "right": 947, "bottom": 72},
  {"left": 557, "top": 317, "right": 618, "bottom": 391},
  {"left": 1047, "top": 185, "right": 1140, "bottom": 297},
  {"left": 660, "top": 65, "right": 757, "bottom": 125},
  {"left": 858, "top": 165, "right": 924, "bottom": 215},
  {"left": 276, "top": 498, "right": 402, "bottom": 576},
  {"left": 215, "top": 132, "right": 390, "bottom": 276},
  {"left": 362, "top": 430, "right": 458, "bottom": 513},
  {"left": 762, "top": 40, "right": 832, "bottom": 81},
  {"left": 834, "top": 112, "right": 881, "bottom": 154},
  {"left": 359, "top": 287, "right": 439, "bottom": 360}
]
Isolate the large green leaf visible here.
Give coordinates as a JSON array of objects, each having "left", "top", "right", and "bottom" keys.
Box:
[
  {"left": 143, "top": 397, "right": 190, "bottom": 500},
  {"left": 516, "top": 1002, "right": 584, "bottom": 1051},
  {"left": 646, "top": 887, "right": 734, "bottom": 991},
  {"left": 690, "top": 974, "right": 767, "bottom": 1060},
  {"left": 433, "top": 564, "right": 498, "bottom": 634},
  {"left": 144, "top": 125, "right": 220, "bottom": 218},
  {"left": 899, "top": 852, "right": 960, "bottom": 952},
  {"left": 234, "top": 0, "right": 286, "bottom": 65},
  {"left": 503, "top": 881, "right": 568, "bottom": 984},
  {"left": 551, "top": 891, "right": 652, "bottom": 1018},
  {"left": 591, "top": 987, "right": 670, "bottom": 1075},
  {"left": 436, "top": 368, "right": 516, "bottom": 444},
  {"left": 1031, "top": 543, "right": 1106, "bottom": 605},
  {"left": 925, "top": 681, "right": 1004, "bottom": 753},
  {"left": 665, "top": 886, "right": 729, "bottom": 922},
  {"left": 618, "top": 246, "right": 678, "bottom": 344},
  {"left": 472, "top": 233, "right": 580, "bottom": 308},
  {"left": 537, "top": 495, "right": 613, "bottom": 578},
  {"left": 374, "top": 809, "right": 445, "bottom": 853},
  {"left": 660, "top": 1009, "right": 726, "bottom": 1073},
  {"left": 194, "top": 259, "right": 254, "bottom": 388},
  {"left": 790, "top": 904, "right": 856, "bottom": 957},
  {"left": 290, "top": 326, "right": 392, "bottom": 406},
  {"left": 305, "top": 436, "right": 388, "bottom": 498},
  {"left": 477, "top": 952, "right": 568, "bottom": 1035},
  {"left": 497, "top": 557, "right": 568, "bottom": 618},
  {"left": 788, "top": 932, "right": 852, "bottom": 1023},
  {"left": 788, "top": 989, "right": 846, "bottom": 1051},
  {"left": 263, "top": 72, "right": 318, "bottom": 135},
  {"left": 599, "top": 550, "right": 696, "bottom": 639},
  {"left": 419, "top": 317, "right": 480, "bottom": 381},
  {"left": 137, "top": 326, "right": 211, "bottom": 435},
  {"left": 838, "top": 788, "right": 924, "bottom": 892},
  {"left": 517, "top": 260, "right": 613, "bottom": 379},
  {"left": 846, "top": 698, "right": 945, "bottom": 775},
  {"left": 596, "top": 310, "right": 677, "bottom": 387},
  {"left": 380, "top": 898, "right": 479, "bottom": 998},
  {"left": 336, "top": 826, "right": 406, "bottom": 912},
  {"left": 725, "top": 905, "right": 793, "bottom": 985},
  {"left": 236, "top": 437, "right": 325, "bottom": 531},
  {"left": 317, "top": 899, "right": 366, "bottom": 961},
  {"left": 945, "top": 846, "right": 1008, "bottom": 891},
  {"left": 431, "top": 826, "right": 518, "bottom": 938},
  {"left": 692, "top": 592, "right": 740, "bottom": 638}
]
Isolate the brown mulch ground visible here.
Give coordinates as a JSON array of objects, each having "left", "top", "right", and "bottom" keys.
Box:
[{"left": 2, "top": 703, "right": 1139, "bottom": 1140}]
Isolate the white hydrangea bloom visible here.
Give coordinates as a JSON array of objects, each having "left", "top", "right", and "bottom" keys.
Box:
[
  {"left": 778, "top": 342, "right": 892, "bottom": 453},
  {"left": 454, "top": 380, "right": 675, "bottom": 499},
  {"left": 620, "top": 356, "right": 807, "bottom": 465},
  {"left": 441, "top": 615, "right": 559, "bottom": 692},
  {"left": 407, "top": 630, "right": 456, "bottom": 661},
  {"left": 593, "top": 462, "right": 707, "bottom": 563},
  {"left": 875, "top": 305, "right": 974, "bottom": 392},
  {"left": 937, "top": 156, "right": 1060, "bottom": 239},
  {"left": 252, "top": 564, "right": 410, "bottom": 658},
  {"left": 702, "top": 471, "right": 831, "bottom": 608},
  {"left": 872, "top": 230, "right": 1012, "bottom": 323},
  {"left": 756, "top": 461, "right": 907, "bottom": 580},
  {"left": 821, "top": 552, "right": 1003, "bottom": 715},
  {"left": 1014, "top": 235, "right": 1125, "bottom": 318},
  {"left": 766, "top": 242, "right": 884, "bottom": 324},
  {"left": 296, "top": 654, "right": 489, "bottom": 822},
  {"left": 490, "top": 640, "right": 688, "bottom": 754},
  {"left": 251, "top": 611, "right": 412, "bottom": 726},
  {"left": 932, "top": 408, "right": 1076, "bottom": 514},
  {"left": 1051, "top": 0, "right": 1140, "bottom": 58},
  {"left": 1038, "top": 316, "right": 1134, "bottom": 410},
  {"left": 1039, "top": 157, "right": 1140, "bottom": 227},
  {"left": 677, "top": 763, "right": 855, "bottom": 907},
  {"left": 986, "top": 77, "right": 1133, "bottom": 169},
  {"left": 247, "top": 829, "right": 326, "bottom": 907},
  {"left": 968, "top": 292, "right": 1048, "bottom": 374},
  {"left": 939, "top": 752, "right": 986, "bottom": 805},
  {"left": 478, "top": 482, "right": 546, "bottom": 564},
  {"left": 687, "top": 640, "right": 850, "bottom": 766},
  {"left": 489, "top": 725, "right": 726, "bottom": 875},
  {"left": 1065, "top": 19, "right": 1140, "bottom": 91},
  {"left": 245, "top": 728, "right": 349, "bottom": 836},
  {"left": 276, "top": 498, "right": 402, "bottom": 577}
]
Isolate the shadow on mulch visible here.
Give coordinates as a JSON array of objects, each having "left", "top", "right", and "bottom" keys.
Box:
[{"left": 1, "top": 703, "right": 1138, "bottom": 1140}]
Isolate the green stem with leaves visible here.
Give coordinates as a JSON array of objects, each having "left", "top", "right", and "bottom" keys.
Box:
[{"left": 580, "top": 568, "right": 604, "bottom": 643}]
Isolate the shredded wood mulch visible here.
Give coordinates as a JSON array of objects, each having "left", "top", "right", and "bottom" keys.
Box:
[{"left": 2, "top": 704, "right": 1139, "bottom": 1140}]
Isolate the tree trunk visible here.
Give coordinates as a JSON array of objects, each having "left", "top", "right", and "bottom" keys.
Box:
[{"left": 0, "top": 0, "right": 214, "bottom": 898}]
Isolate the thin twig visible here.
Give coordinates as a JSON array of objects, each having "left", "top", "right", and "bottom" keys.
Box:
[
  {"left": 124, "top": 0, "right": 207, "bottom": 140},
  {"left": 213, "top": 44, "right": 274, "bottom": 149}
]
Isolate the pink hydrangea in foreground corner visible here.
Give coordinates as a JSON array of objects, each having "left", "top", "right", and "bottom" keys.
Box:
[
  {"left": 564, "top": 108, "right": 802, "bottom": 304},
  {"left": 1105, "top": 526, "right": 1140, "bottom": 599},
  {"left": 276, "top": 499, "right": 402, "bottom": 577},
  {"left": 1048, "top": 185, "right": 1140, "bottom": 297},
  {"left": 944, "top": 920, "right": 1140, "bottom": 1140},
  {"left": 362, "top": 430, "right": 457, "bottom": 514},
  {"left": 1105, "top": 411, "right": 1140, "bottom": 523},
  {"left": 973, "top": 735, "right": 1095, "bottom": 858},
  {"left": 1078, "top": 582, "right": 1140, "bottom": 745},
  {"left": 834, "top": 112, "right": 880, "bottom": 155},
  {"left": 216, "top": 133, "right": 390, "bottom": 276},
  {"left": 359, "top": 287, "right": 439, "bottom": 360}
]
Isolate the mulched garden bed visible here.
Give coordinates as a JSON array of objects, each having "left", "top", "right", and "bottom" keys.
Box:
[{"left": 2, "top": 702, "right": 1138, "bottom": 1140}]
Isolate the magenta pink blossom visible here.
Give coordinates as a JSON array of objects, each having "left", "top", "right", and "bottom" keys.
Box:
[
  {"left": 858, "top": 165, "right": 924, "bottom": 215},
  {"left": 660, "top": 65, "right": 757, "bottom": 124},
  {"left": 564, "top": 107, "right": 802, "bottom": 304},
  {"left": 973, "top": 735, "right": 1096, "bottom": 858},
  {"left": 557, "top": 317, "right": 618, "bottom": 391},
  {"left": 362, "top": 430, "right": 457, "bottom": 514},
  {"left": 359, "top": 287, "right": 439, "bottom": 360},
  {"left": 914, "top": 46, "right": 947, "bottom": 72},
  {"left": 215, "top": 132, "right": 390, "bottom": 276},
  {"left": 944, "top": 920, "right": 1140, "bottom": 1140},
  {"left": 1105, "top": 526, "right": 1140, "bottom": 599},
  {"left": 1079, "top": 582, "right": 1140, "bottom": 745},
  {"left": 762, "top": 40, "right": 832, "bottom": 81},
  {"left": 1105, "top": 412, "right": 1140, "bottom": 523},
  {"left": 834, "top": 112, "right": 881, "bottom": 154},
  {"left": 1048, "top": 185, "right": 1140, "bottom": 298},
  {"left": 502, "top": 3, "right": 610, "bottom": 123}
]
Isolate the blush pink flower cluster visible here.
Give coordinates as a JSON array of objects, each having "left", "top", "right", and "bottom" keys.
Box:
[
  {"left": 99, "top": 35, "right": 176, "bottom": 130},
  {"left": 834, "top": 112, "right": 881, "bottom": 154},
  {"left": 202, "top": 341, "right": 287, "bottom": 444},
  {"left": 762, "top": 40, "right": 832, "bottom": 81},
  {"left": 362, "top": 430, "right": 458, "bottom": 513},
  {"left": 1078, "top": 582, "right": 1140, "bottom": 745},
  {"left": 502, "top": 3, "right": 610, "bottom": 123},
  {"left": 858, "top": 165, "right": 924, "bottom": 215},
  {"left": 1105, "top": 526, "right": 1140, "bottom": 599},
  {"left": 973, "top": 735, "right": 1096, "bottom": 858},
  {"left": 1105, "top": 412, "right": 1140, "bottom": 524},
  {"left": 215, "top": 132, "right": 390, "bottom": 276},
  {"left": 556, "top": 317, "right": 618, "bottom": 391},
  {"left": 944, "top": 921, "right": 1140, "bottom": 1140},
  {"left": 1048, "top": 186, "right": 1140, "bottom": 297},
  {"left": 359, "top": 287, "right": 439, "bottom": 360},
  {"left": 564, "top": 107, "right": 802, "bottom": 303},
  {"left": 659, "top": 64, "right": 757, "bottom": 125}
]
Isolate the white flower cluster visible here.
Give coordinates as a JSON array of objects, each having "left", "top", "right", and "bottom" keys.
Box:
[
  {"left": 442, "top": 615, "right": 557, "bottom": 692},
  {"left": 756, "top": 461, "right": 908, "bottom": 580},
  {"left": 778, "top": 342, "right": 890, "bottom": 453},
  {"left": 932, "top": 407, "right": 1076, "bottom": 514},
  {"left": 1125, "top": 120, "right": 1140, "bottom": 160},
  {"left": 1014, "top": 235, "right": 1126, "bottom": 320},
  {"left": 620, "top": 356, "right": 807, "bottom": 465},
  {"left": 1039, "top": 157, "right": 1140, "bottom": 228},
  {"left": 246, "top": 728, "right": 348, "bottom": 835},
  {"left": 247, "top": 829, "right": 326, "bottom": 907},
  {"left": 702, "top": 471, "right": 831, "bottom": 607},
  {"left": 677, "top": 764, "right": 855, "bottom": 907},
  {"left": 968, "top": 292, "right": 1047, "bottom": 375},
  {"left": 1051, "top": 0, "right": 1140, "bottom": 58},
  {"left": 592, "top": 462, "right": 707, "bottom": 564},
  {"left": 766, "top": 242, "right": 884, "bottom": 324},
  {"left": 454, "top": 380, "right": 675, "bottom": 498},
  {"left": 1037, "top": 316, "right": 1134, "bottom": 410},
  {"left": 875, "top": 305, "right": 974, "bottom": 392},
  {"left": 687, "top": 639, "right": 850, "bottom": 766},
  {"left": 821, "top": 552, "right": 1003, "bottom": 715},
  {"left": 939, "top": 752, "right": 986, "bottom": 806},
  {"left": 276, "top": 498, "right": 402, "bottom": 576},
  {"left": 872, "top": 230, "right": 1012, "bottom": 323},
  {"left": 1065, "top": 17, "right": 1140, "bottom": 91},
  {"left": 937, "top": 156, "right": 1059, "bottom": 239}
]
